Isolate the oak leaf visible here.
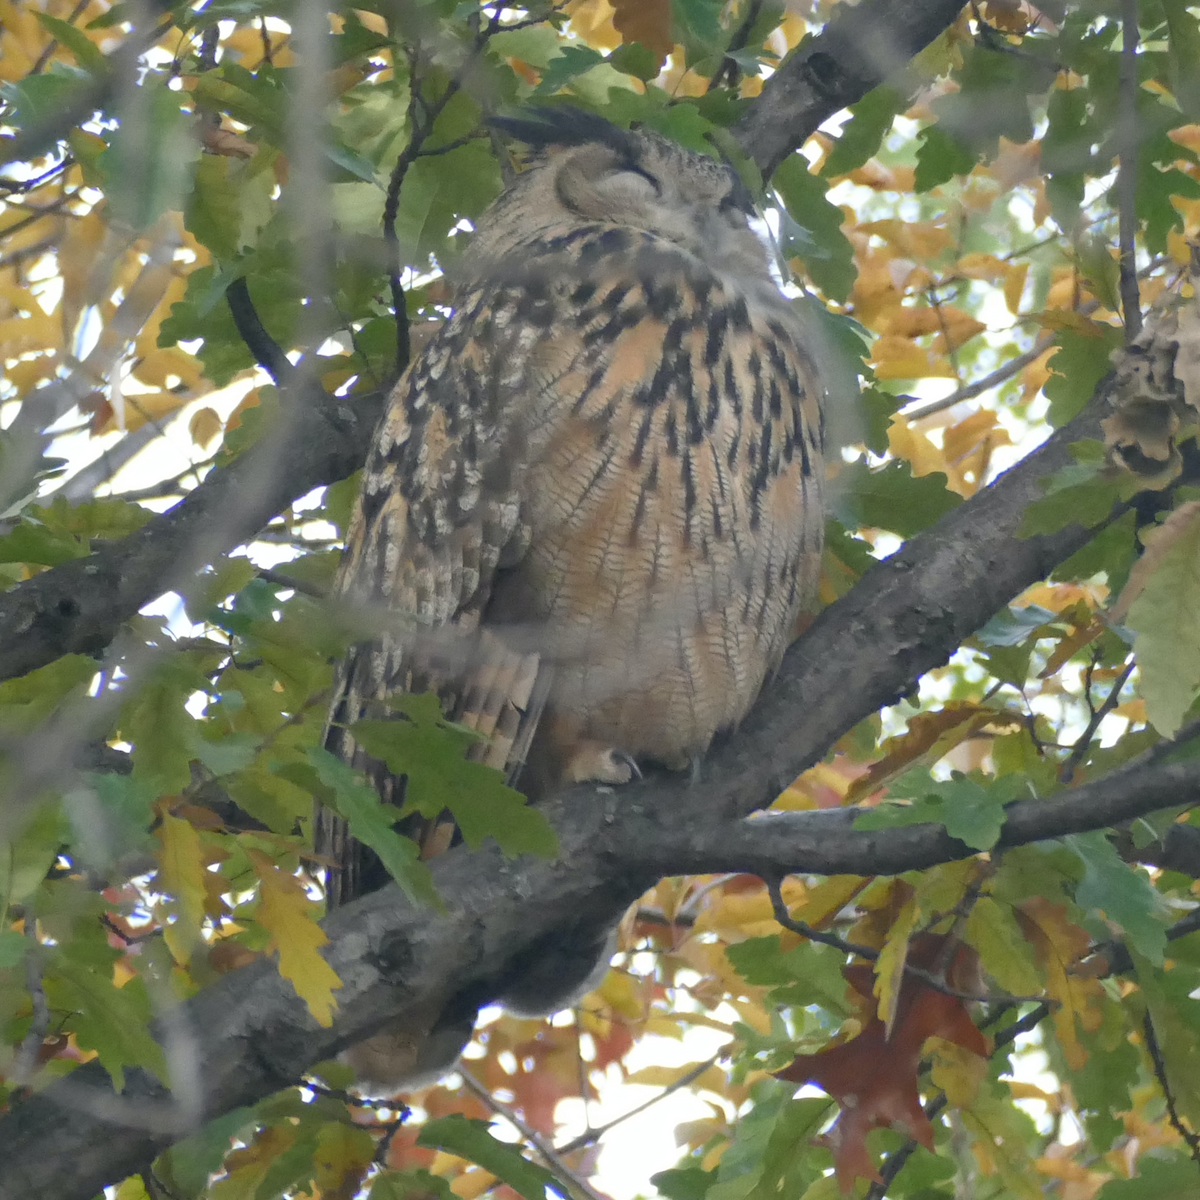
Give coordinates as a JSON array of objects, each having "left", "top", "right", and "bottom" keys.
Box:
[{"left": 776, "top": 936, "right": 989, "bottom": 1192}]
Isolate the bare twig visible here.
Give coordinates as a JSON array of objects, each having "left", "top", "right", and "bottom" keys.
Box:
[
  {"left": 1117, "top": 0, "right": 1142, "bottom": 341},
  {"left": 554, "top": 1052, "right": 725, "bottom": 1155},
  {"left": 1059, "top": 658, "right": 1136, "bottom": 783},
  {"left": 1142, "top": 1011, "right": 1200, "bottom": 1169},
  {"left": 225, "top": 277, "right": 293, "bottom": 385},
  {"left": 458, "top": 1068, "right": 606, "bottom": 1200}
]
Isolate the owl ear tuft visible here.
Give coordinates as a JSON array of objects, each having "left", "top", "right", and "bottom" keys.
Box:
[{"left": 491, "top": 106, "right": 639, "bottom": 157}]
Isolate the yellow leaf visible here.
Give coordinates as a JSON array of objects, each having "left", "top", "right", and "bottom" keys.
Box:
[
  {"left": 1004, "top": 263, "right": 1029, "bottom": 315},
  {"left": 597, "top": 968, "right": 642, "bottom": 1019},
  {"left": 564, "top": 0, "right": 623, "bottom": 51},
  {"left": 695, "top": 878, "right": 804, "bottom": 941},
  {"left": 845, "top": 703, "right": 1012, "bottom": 803},
  {"left": 1031, "top": 309, "right": 1113, "bottom": 337},
  {"left": 249, "top": 849, "right": 342, "bottom": 1026},
  {"left": 874, "top": 895, "right": 917, "bottom": 1037},
  {"left": 157, "top": 812, "right": 208, "bottom": 961},
  {"left": 965, "top": 897, "right": 1042, "bottom": 996},
  {"left": 1016, "top": 897, "right": 1100, "bottom": 1070},
  {"left": 888, "top": 413, "right": 953, "bottom": 476},
  {"left": 189, "top": 406, "right": 224, "bottom": 450},
  {"left": 452, "top": 1168, "right": 498, "bottom": 1199},
  {"left": 870, "top": 335, "right": 956, "bottom": 379},
  {"left": 626, "top": 1062, "right": 727, "bottom": 1091},
  {"left": 789, "top": 876, "right": 869, "bottom": 931},
  {"left": 313, "top": 1121, "right": 375, "bottom": 1195},
  {"left": 114, "top": 1176, "right": 152, "bottom": 1200},
  {"left": 1110, "top": 500, "right": 1200, "bottom": 623},
  {"left": 928, "top": 1036, "right": 988, "bottom": 1106}
]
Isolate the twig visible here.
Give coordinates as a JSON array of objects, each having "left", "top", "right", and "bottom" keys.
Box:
[
  {"left": 901, "top": 257, "right": 1168, "bottom": 422},
  {"left": 554, "top": 1051, "right": 725, "bottom": 1155},
  {"left": 256, "top": 565, "right": 328, "bottom": 599},
  {"left": 458, "top": 1067, "right": 606, "bottom": 1200},
  {"left": 0, "top": 159, "right": 72, "bottom": 194},
  {"left": 10, "top": 912, "right": 48, "bottom": 1086},
  {"left": 767, "top": 878, "right": 1045, "bottom": 1005},
  {"left": 1143, "top": 1010, "right": 1200, "bottom": 1169},
  {"left": 1117, "top": 0, "right": 1142, "bottom": 341},
  {"left": 225, "top": 277, "right": 292, "bottom": 385},
  {"left": 1059, "top": 658, "right": 1136, "bottom": 783},
  {"left": 708, "top": 0, "right": 766, "bottom": 92},
  {"left": 29, "top": 0, "right": 91, "bottom": 75}
]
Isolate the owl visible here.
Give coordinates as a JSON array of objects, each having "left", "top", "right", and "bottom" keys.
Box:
[{"left": 318, "top": 106, "right": 825, "bottom": 976}]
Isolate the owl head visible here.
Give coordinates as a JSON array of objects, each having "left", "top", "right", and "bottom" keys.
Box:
[{"left": 472, "top": 107, "right": 773, "bottom": 287}]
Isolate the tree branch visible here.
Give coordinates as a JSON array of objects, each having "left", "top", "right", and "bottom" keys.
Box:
[
  {"left": 0, "top": 373, "right": 1139, "bottom": 1199},
  {"left": 0, "top": 377, "right": 382, "bottom": 683},
  {"left": 733, "top": 0, "right": 967, "bottom": 177}
]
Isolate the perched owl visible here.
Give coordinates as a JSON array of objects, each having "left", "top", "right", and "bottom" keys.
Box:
[{"left": 317, "top": 109, "right": 825, "bottom": 1075}]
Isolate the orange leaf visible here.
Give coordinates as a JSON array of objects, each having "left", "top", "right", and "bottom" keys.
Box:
[{"left": 611, "top": 0, "right": 672, "bottom": 57}]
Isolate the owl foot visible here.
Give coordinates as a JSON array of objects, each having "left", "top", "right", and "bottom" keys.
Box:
[{"left": 563, "top": 741, "right": 642, "bottom": 785}]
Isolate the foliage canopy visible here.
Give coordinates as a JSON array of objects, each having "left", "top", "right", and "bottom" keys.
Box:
[{"left": 6, "top": 1, "right": 1200, "bottom": 1198}]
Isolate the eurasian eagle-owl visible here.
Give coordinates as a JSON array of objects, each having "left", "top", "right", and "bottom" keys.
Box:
[{"left": 317, "top": 109, "right": 825, "bottom": 1076}]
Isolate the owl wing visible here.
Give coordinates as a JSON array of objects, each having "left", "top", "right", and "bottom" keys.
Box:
[{"left": 318, "top": 268, "right": 556, "bottom": 907}]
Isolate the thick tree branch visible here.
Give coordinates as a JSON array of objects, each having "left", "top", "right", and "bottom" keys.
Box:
[
  {"left": 0, "top": 375, "right": 1133, "bottom": 1198},
  {"left": 0, "top": 379, "right": 382, "bottom": 682},
  {"left": 733, "top": 0, "right": 967, "bottom": 177}
]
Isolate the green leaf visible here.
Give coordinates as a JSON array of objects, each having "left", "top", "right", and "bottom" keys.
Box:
[
  {"left": 1128, "top": 509, "right": 1200, "bottom": 736},
  {"left": 1096, "top": 1152, "right": 1200, "bottom": 1198},
  {"left": 773, "top": 154, "right": 856, "bottom": 302},
  {"left": 369, "top": 1170, "right": 457, "bottom": 1200},
  {"left": 186, "top": 154, "right": 243, "bottom": 260},
  {"left": 121, "top": 658, "right": 208, "bottom": 795},
  {"left": 830, "top": 459, "right": 960, "bottom": 538},
  {"left": 306, "top": 747, "right": 438, "bottom": 907},
  {"left": 609, "top": 42, "right": 661, "bottom": 82},
  {"left": 964, "top": 896, "right": 1042, "bottom": 996},
  {"left": 33, "top": 12, "right": 105, "bottom": 72},
  {"left": 393, "top": 141, "right": 502, "bottom": 265},
  {"left": 822, "top": 86, "right": 904, "bottom": 178},
  {"left": 0, "top": 521, "right": 88, "bottom": 566},
  {"left": 97, "top": 79, "right": 201, "bottom": 231},
  {"left": 652, "top": 1167, "right": 716, "bottom": 1200},
  {"left": 43, "top": 959, "right": 167, "bottom": 1090},
  {"left": 154, "top": 1107, "right": 257, "bottom": 1198},
  {"left": 0, "top": 802, "right": 67, "bottom": 907},
  {"left": 1067, "top": 832, "right": 1168, "bottom": 964},
  {"left": 914, "top": 125, "right": 977, "bottom": 193},
  {"left": 1165, "top": 0, "right": 1200, "bottom": 118},
  {"left": 0, "top": 654, "right": 96, "bottom": 735},
  {"left": 856, "top": 770, "right": 1011, "bottom": 851},
  {"left": 349, "top": 692, "right": 558, "bottom": 859},
  {"left": 1018, "top": 455, "right": 1130, "bottom": 539},
  {"left": 417, "top": 1116, "right": 567, "bottom": 1200},
  {"left": 73, "top": 772, "right": 157, "bottom": 866},
  {"left": 1074, "top": 233, "right": 1122, "bottom": 315},
  {"left": 534, "top": 45, "right": 606, "bottom": 94},
  {"left": 0, "top": 930, "right": 26, "bottom": 969},
  {"left": 974, "top": 604, "right": 1060, "bottom": 647},
  {"left": 0, "top": 66, "right": 89, "bottom": 147}
]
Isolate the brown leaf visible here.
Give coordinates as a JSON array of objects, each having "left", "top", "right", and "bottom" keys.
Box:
[
  {"left": 611, "top": 0, "right": 672, "bottom": 57},
  {"left": 776, "top": 936, "right": 989, "bottom": 1192}
]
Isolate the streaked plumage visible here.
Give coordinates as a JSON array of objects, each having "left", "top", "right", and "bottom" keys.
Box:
[{"left": 319, "top": 109, "right": 825, "bottom": 910}]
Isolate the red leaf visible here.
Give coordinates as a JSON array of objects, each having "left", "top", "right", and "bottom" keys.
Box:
[{"left": 776, "top": 935, "right": 989, "bottom": 1192}]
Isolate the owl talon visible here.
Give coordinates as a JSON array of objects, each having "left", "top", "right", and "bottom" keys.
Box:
[{"left": 564, "top": 741, "right": 641, "bottom": 785}]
